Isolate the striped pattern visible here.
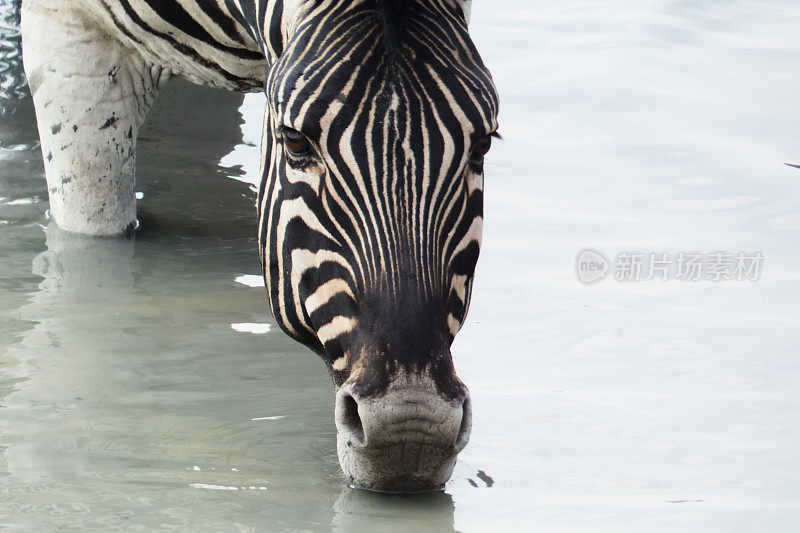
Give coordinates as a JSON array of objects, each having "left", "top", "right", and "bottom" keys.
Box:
[
  {"left": 258, "top": 0, "right": 498, "bottom": 382},
  {"left": 89, "top": 0, "right": 267, "bottom": 90},
  {"left": 87, "top": 0, "right": 498, "bottom": 383}
]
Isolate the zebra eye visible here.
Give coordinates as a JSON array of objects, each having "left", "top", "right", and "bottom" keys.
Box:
[
  {"left": 282, "top": 128, "right": 311, "bottom": 156},
  {"left": 471, "top": 135, "right": 492, "bottom": 160}
]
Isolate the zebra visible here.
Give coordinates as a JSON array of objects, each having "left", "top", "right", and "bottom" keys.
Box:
[{"left": 21, "top": 0, "right": 499, "bottom": 491}]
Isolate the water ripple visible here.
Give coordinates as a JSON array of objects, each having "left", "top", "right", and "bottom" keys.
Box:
[{"left": 0, "top": 0, "right": 27, "bottom": 114}]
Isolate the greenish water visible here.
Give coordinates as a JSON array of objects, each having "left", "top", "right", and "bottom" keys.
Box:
[{"left": 2, "top": 1, "right": 800, "bottom": 531}]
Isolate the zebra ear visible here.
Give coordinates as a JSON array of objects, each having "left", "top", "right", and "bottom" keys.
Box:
[{"left": 456, "top": 0, "right": 472, "bottom": 25}]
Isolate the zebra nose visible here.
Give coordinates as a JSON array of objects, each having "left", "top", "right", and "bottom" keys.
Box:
[
  {"left": 335, "top": 385, "right": 471, "bottom": 450},
  {"left": 334, "top": 377, "right": 472, "bottom": 491},
  {"left": 337, "top": 391, "right": 366, "bottom": 448}
]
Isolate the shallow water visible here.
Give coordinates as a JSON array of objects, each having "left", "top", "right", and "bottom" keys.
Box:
[{"left": 2, "top": 1, "right": 800, "bottom": 531}]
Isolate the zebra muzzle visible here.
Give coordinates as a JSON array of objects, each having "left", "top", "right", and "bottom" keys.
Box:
[{"left": 334, "top": 373, "right": 472, "bottom": 492}]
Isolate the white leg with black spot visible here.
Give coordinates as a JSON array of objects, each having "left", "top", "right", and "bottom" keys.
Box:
[{"left": 22, "top": 1, "right": 168, "bottom": 235}]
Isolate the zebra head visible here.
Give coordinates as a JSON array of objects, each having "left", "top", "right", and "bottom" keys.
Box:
[{"left": 258, "top": 0, "right": 498, "bottom": 491}]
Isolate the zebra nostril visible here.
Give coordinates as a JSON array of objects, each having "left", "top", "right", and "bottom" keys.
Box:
[{"left": 340, "top": 393, "right": 365, "bottom": 447}]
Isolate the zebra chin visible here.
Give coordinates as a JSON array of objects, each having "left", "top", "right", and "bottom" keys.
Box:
[{"left": 333, "top": 371, "right": 472, "bottom": 492}]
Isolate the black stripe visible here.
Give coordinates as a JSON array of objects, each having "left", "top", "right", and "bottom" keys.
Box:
[
  {"left": 225, "top": 0, "right": 262, "bottom": 48},
  {"left": 115, "top": 0, "right": 260, "bottom": 87},
  {"left": 145, "top": 0, "right": 263, "bottom": 59},
  {"left": 198, "top": 0, "right": 245, "bottom": 45},
  {"left": 268, "top": 0, "right": 285, "bottom": 57}
]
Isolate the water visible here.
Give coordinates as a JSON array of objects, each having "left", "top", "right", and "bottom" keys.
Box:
[{"left": 2, "top": 1, "right": 800, "bottom": 531}]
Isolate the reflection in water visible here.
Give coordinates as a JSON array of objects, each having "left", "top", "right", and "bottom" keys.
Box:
[
  {"left": 332, "top": 488, "right": 456, "bottom": 533},
  {"left": 0, "top": 0, "right": 27, "bottom": 117},
  {"left": 0, "top": 80, "right": 264, "bottom": 528},
  {"left": 0, "top": 224, "right": 459, "bottom": 528},
  {"left": 134, "top": 79, "right": 253, "bottom": 238},
  {"left": 33, "top": 223, "right": 135, "bottom": 289},
  {"left": 0, "top": 0, "right": 35, "bottom": 159},
  {"left": 1, "top": 225, "right": 135, "bottom": 485}
]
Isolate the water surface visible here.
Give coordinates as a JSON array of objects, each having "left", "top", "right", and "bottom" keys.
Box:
[{"left": 2, "top": 1, "right": 800, "bottom": 531}]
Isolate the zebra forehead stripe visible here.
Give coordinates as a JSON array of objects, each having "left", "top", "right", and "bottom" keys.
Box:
[{"left": 251, "top": 0, "right": 498, "bottom": 350}]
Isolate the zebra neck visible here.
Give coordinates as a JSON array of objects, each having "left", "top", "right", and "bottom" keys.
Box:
[{"left": 225, "top": 0, "right": 308, "bottom": 63}]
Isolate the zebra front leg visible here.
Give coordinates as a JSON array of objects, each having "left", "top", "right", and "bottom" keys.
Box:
[{"left": 21, "top": 2, "right": 169, "bottom": 235}]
